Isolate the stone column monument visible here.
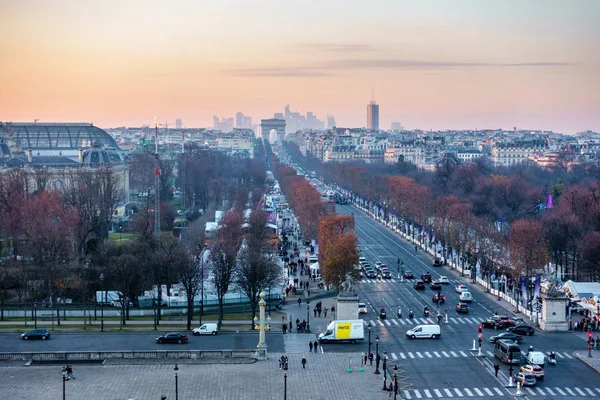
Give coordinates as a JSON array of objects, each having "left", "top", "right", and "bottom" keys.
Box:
[
  {"left": 336, "top": 274, "right": 359, "bottom": 320},
  {"left": 540, "top": 278, "right": 569, "bottom": 332}
]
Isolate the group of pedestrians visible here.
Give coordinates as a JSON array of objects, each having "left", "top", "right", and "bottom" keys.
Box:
[
  {"left": 278, "top": 354, "right": 310, "bottom": 370},
  {"left": 570, "top": 317, "right": 600, "bottom": 332},
  {"left": 308, "top": 340, "right": 320, "bottom": 353}
]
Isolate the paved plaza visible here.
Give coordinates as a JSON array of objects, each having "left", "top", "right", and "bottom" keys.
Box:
[{"left": 0, "top": 353, "right": 393, "bottom": 400}]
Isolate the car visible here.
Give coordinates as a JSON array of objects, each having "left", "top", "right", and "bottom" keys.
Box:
[
  {"left": 520, "top": 364, "right": 544, "bottom": 380},
  {"left": 430, "top": 282, "right": 442, "bottom": 290},
  {"left": 438, "top": 276, "right": 449, "bottom": 284},
  {"left": 365, "top": 269, "right": 377, "bottom": 279},
  {"left": 481, "top": 316, "right": 505, "bottom": 328},
  {"left": 21, "top": 329, "right": 51, "bottom": 340},
  {"left": 455, "top": 284, "right": 468, "bottom": 293},
  {"left": 192, "top": 323, "right": 218, "bottom": 336},
  {"left": 495, "top": 319, "right": 517, "bottom": 329},
  {"left": 375, "top": 262, "right": 384, "bottom": 268},
  {"left": 515, "top": 372, "right": 537, "bottom": 387},
  {"left": 413, "top": 281, "right": 425, "bottom": 290},
  {"left": 432, "top": 294, "right": 446, "bottom": 304},
  {"left": 459, "top": 292, "right": 473, "bottom": 303},
  {"left": 379, "top": 308, "right": 387, "bottom": 320},
  {"left": 456, "top": 303, "right": 469, "bottom": 314},
  {"left": 404, "top": 271, "right": 415, "bottom": 279},
  {"left": 156, "top": 332, "right": 189, "bottom": 344},
  {"left": 508, "top": 325, "right": 535, "bottom": 336},
  {"left": 432, "top": 258, "right": 442, "bottom": 267},
  {"left": 421, "top": 273, "right": 432, "bottom": 283},
  {"left": 489, "top": 332, "right": 522, "bottom": 344},
  {"left": 380, "top": 270, "right": 392, "bottom": 279},
  {"left": 358, "top": 303, "right": 368, "bottom": 314}
]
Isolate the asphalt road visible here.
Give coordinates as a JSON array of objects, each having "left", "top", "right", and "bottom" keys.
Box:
[
  {"left": 1, "top": 331, "right": 285, "bottom": 353},
  {"left": 325, "top": 203, "right": 600, "bottom": 395}
]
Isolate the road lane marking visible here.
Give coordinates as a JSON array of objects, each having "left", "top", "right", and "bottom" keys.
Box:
[
  {"left": 400, "top": 353, "right": 406, "bottom": 359},
  {"left": 554, "top": 387, "right": 566, "bottom": 395},
  {"left": 453, "top": 389, "right": 463, "bottom": 397},
  {"left": 565, "top": 388, "right": 576, "bottom": 396},
  {"left": 434, "top": 389, "right": 442, "bottom": 397},
  {"left": 384, "top": 320, "right": 391, "bottom": 326},
  {"left": 536, "top": 387, "right": 545, "bottom": 395},
  {"left": 493, "top": 388, "right": 503, "bottom": 395},
  {"left": 408, "top": 352, "right": 415, "bottom": 359},
  {"left": 403, "top": 391, "right": 412, "bottom": 399},
  {"left": 486, "top": 351, "right": 494, "bottom": 357},
  {"left": 399, "top": 319, "right": 406, "bottom": 325},
  {"left": 392, "top": 319, "right": 399, "bottom": 325},
  {"left": 423, "top": 389, "right": 432, "bottom": 398},
  {"left": 377, "top": 320, "right": 384, "bottom": 326},
  {"left": 459, "top": 351, "right": 468, "bottom": 357},
  {"left": 443, "top": 388, "right": 453, "bottom": 397},
  {"left": 473, "top": 388, "right": 484, "bottom": 396},
  {"left": 585, "top": 388, "right": 596, "bottom": 396},
  {"left": 433, "top": 352, "right": 441, "bottom": 357},
  {"left": 424, "top": 352, "right": 432, "bottom": 358},
  {"left": 545, "top": 388, "right": 555, "bottom": 396},
  {"left": 463, "top": 388, "right": 473, "bottom": 396},
  {"left": 391, "top": 353, "right": 398, "bottom": 360},
  {"left": 524, "top": 387, "right": 535, "bottom": 395},
  {"left": 416, "top": 352, "right": 424, "bottom": 358},
  {"left": 450, "top": 351, "right": 458, "bottom": 357},
  {"left": 483, "top": 388, "right": 494, "bottom": 396},
  {"left": 441, "top": 351, "right": 450, "bottom": 357},
  {"left": 414, "top": 391, "right": 422, "bottom": 398},
  {"left": 574, "top": 388, "right": 586, "bottom": 396}
]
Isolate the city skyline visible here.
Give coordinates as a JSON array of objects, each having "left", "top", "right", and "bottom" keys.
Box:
[{"left": 1, "top": 0, "right": 599, "bottom": 133}]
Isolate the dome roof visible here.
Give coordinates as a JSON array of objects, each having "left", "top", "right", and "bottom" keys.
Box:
[{"left": 81, "top": 142, "right": 123, "bottom": 166}]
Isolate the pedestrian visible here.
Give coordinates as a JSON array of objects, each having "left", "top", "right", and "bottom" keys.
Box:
[
  {"left": 309, "top": 341, "right": 313, "bottom": 352},
  {"left": 302, "top": 355, "right": 307, "bottom": 369},
  {"left": 318, "top": 309, "right": 322, "bottom": 318},
  {"left": 314, "top": 308, "right": 317, "bottom": 318},
  {"left": 66, "top": 364, "right": 74, "bottom": 380},
  {"left": 323, "top": 308, "right": 328, "bottom": 318},
  {"left": 283, "top": 324, "right": 287, "bottom": 334},
  {"left": 289, "top": 321, "right": 292, "bottom": 331},
  {"left": 279, "top": 357, "right": 283, "bottom": 369},
  {"left": 369, "top": 352, "right": 374, "bottom": 365},
  {"left": 298, "top": 298, "right": 301, "bottom": 307},
  {"left": 494, "top": 363, "right": 500, "bottom": 377},
  {"left": 363, "top": 352, "right": 368, "bottom": 366},
  {"left": 314, "top": 340, "right": 318, "bottom": 353}
]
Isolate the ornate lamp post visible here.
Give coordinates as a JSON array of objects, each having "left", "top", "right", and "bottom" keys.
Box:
[
  {"left": 393, "top": 371, "right": 398, "bottom": 399},
  {"left": 34, "top": 302, "right": 37, "bottom": 329},
  {"left": 254, "top": 291, "right": 271, "bottom": 359},
  {"left": 381, "top": 351, "right": 388, "bottom": 390},
  {"left": 62, "top": 367, "right": 67, "bottom": 400},
  {"left": 100, "top": 273, "right": 104, "bottom": 332},
  {"left": 306, "top": 300, "right": 311, "bottom": 333},
  {"left": 174, "top": 364, "right": 179, "bottom": 400},
  {"left": 283, "top": 371, "right": 288, "bottom": 400},
  {"left": 367, "top": 326, "right": 372, "bottom": 358},
  {"left": 374, "top": 335, "right": 380, "bottom": 374}
]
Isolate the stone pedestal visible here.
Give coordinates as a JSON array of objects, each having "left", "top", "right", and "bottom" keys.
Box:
[
  {"left": 336, "top": 292, "right": 359, "bottom": 320},
  {"left": 540, "top": 291, "right": 568, "bottom": 332}
]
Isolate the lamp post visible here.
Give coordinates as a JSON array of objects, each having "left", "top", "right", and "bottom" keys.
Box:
[
  {"left": 62, "top": 367, "right": 67, "bottom": 400},
  {"left": 368, "top": 326, "right": 372, "bottom": 358},
  {"left": 381, "top": 351, "right": 388, "bottom": 390},
  {"left": 254, "top": 291, "right": 271, "bottom": 359},
  {"left": 393, "top": 371, "right": 398, "bottom": 399},
  {"left": 34, "top": 302, "right": 37, "bottom": 329},
  {"left": 100, "top": 273, "right": 104, "bottom": 332},
  {"left": 374, "top": 335, "right": 380, "bottom": 374},
  {"left": 174, "top": 364, "right": 179, "bottom": 400},
  {"left": 306, "top": 300, "right": 311, "bottom": 333},
  {"left": 284, "top": 371, "right": 288, "bottom": 400}
]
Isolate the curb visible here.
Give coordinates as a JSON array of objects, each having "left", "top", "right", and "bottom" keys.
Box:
[{"left": 573, "top": 351, "right": 600, "bottom": 374}]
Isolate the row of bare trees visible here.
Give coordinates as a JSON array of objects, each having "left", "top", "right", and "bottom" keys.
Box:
[{"left": 284, "top": 142, "right": 600, "bottom": 282}]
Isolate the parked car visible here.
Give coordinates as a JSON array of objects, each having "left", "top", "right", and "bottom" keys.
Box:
[
  {"left": 521, "top": 364, "right": 544, "bottom": 380},
  {"left": 489, "top": 332, "right": 523, "bottom": 344},
  {"left": 432, "top": 258, "right": 442, "bottom": 267},
  {"left": 430, "top": 281, "right": 442, "bottom": 290},
  {"left": 404, "top": 271, "right": 415, "bottom": 279},
  {"left": 21, "top": 329, "right": 51, "bottom": 340},
  {"left": 156, "top": 332, "right": 188, "bottom": 344},
  {"left": 455, "top": 284, "right": 468, "bottom": 293},
  {"left": 456, "top": 303, "right": 469, "bottom": 314},
  {"left": 508, "top": 325, "right": 535, "bottom": 336},
  {"left": 413, "top": 281, "right": 425, "bottom": 290},
  {"left": 515, "top": 372, "right": 537, "bottom": 387},
  {"left": 358, "top": 303, "right": 368, "bottom": 314},
  {"left": 438, "top": 276, "right": 450, "bottom": 284}
]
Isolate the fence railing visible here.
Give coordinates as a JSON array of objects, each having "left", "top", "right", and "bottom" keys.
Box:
[{"left": 0, "top": 349, "right": 258, "bottom": 361}]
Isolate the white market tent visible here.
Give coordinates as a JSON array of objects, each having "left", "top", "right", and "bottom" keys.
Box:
[
  {"left": 563, "top": 280, "right": 600, "bottom": 314},
  {"left": 309, "top": 262, "right": 320, "bottom": 272}
]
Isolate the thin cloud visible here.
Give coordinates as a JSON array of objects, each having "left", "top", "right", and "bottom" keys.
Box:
[
  {"left": 325, "top": 59, "right": 571, "bottom": 70},
  {"left": 223, "top": 67, "right": 334, "bottom": 78},
  {"left": 294, "top": 43, "right": 380, "bottom": 52}
]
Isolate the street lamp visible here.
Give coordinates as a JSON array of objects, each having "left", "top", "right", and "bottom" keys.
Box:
[
  {"left": 306, "top": 300, "right": 311, "bottom": 333},
  {"left": 62, "top": 367, "right": 67, "bottom": 400},
  {"left": 283, "top": 371, "right": 288, "bottom": 400},
  {"left": 381, "top": 351, "right": 388, "bottom": 390},
  {"left": 100, "top": 273, "right": 104, "bottom": 332},
  {"left": 368, "top": 326, "right": 372, "bottom": 358},
  {"left": 34, "top": 302, "right": 37, "bottom": 329},
  {"left": 393, "top": 372, "right": 398, "bottom": 399},
  {"left": 374, "top": 335, "right": 380, "bottom": 374},
  {"left": 174, "top": 364, "right": 179, "bottom": 400}
]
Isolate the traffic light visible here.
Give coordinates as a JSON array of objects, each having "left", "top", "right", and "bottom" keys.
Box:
[
  {"left": 478, "top": 325, "right": 483, "bottom": 334},
  {"left": 478, "top": 333, "right": 482, "bottom": 345},
  {"left": 588, "top": 332, "right": 593, "bottom": 344}
]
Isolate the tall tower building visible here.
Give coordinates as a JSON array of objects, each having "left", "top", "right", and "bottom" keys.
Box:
[
  {"left": 175, "top": 119, "right": 182, "bottom": 129},
  {"left": 235, "top": 112, "right": 244, "bottom": 129},
  {"left": 367, "top": 101, "right": 379, "bottom": 130}
]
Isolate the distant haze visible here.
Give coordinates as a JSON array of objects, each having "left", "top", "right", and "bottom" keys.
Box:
[{"left": 1, "top": 0, "right": 599, "bottom": 133}]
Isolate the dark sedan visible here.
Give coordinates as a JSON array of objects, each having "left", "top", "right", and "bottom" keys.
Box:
[
  {"left": 482, "top": 316, "right": 509, "bottom": 328},
  {"left": 432, "top": 258, "right": 442, "bottom": 267},
  {"left": 365, "top": 269, "right": 377, "bottom": 279},
  {"left": 380, "top": 270, "right": 392, "bottom": 279},
  {"left": 432, "top": 294, "right": 446, "bottom": 304},
  {"left": 404, "top": 271, "right": 415, "bottom": 279},
  {"left": 430, "top": 282, "right": 442, "bottom": 290},
  {"left": 495, "top": 320, "right": 517, "bottom": 330},
  {"left": 456, "top": 303, "right": 469, "bottom": 314},
  {"left": 489, "top": 332, "right": 523, "bottom": 344},
  {"left": 508, "top": 325, "right": 535, "bottom": 336},
  {"left": 413, "top": 281, "right": 425, "bottom": 290},
  {"left": 21, "top": 329, "right": 51, "bottom": 340},
  {"left": 421, "top": 273, "right": 432, "bottom": 283},
  {"left": 156, "top": 332, "right": 188, "bottom": 344}
]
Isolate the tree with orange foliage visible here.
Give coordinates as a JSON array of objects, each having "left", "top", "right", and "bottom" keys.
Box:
[{"left": 318, "top": 215, "right": 359, "bottom": 289}]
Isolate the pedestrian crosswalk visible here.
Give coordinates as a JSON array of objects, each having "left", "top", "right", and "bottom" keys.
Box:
[
  {"left": 383, "top": 350, "right": 573, "bottom": 360},
  {"left": 365, "top": 316, "right": 482, "bottom": 326},
  {"left": 401, "top": 386, "right": 600, "bottom": 398},
  {"left": 360, "top": 278, "right": 463, "bottom": 284}
]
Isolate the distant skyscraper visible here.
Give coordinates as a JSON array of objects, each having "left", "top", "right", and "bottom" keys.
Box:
[
  {"left": 391, "top": 122, "right": 403, "bottom": 131},
  {"left": 243, "top": 116, "right": 252, "bottom": 129},
  {"left": 236, "top": 112, "right": 245, "bottom": 129},
  {"left": 367, "top": 101, "right": 379, "bottom": 130},
  {"left": 327, "top": 114, "right": 336, "bottom": 129},
  {"left": 175, "top": 119, "right": 182, "bottom": 129}
]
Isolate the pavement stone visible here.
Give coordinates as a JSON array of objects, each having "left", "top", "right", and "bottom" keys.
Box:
[{"left": 0, "top": 353, "right": 392, "bottom": 400}]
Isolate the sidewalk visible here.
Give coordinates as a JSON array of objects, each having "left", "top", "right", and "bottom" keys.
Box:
[{"left": 573, "top": 350, "right": 600, "bottom": 374}]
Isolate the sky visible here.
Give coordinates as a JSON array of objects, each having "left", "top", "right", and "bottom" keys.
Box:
[{"left": 1, "top": 0, "right": 599, "bottom": 133}]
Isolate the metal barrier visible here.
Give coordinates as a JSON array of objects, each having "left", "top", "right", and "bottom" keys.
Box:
[{"left": 0, "top": 350, "right": 258, "bottom": 361}]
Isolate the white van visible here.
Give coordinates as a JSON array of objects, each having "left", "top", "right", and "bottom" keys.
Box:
[
  {"left": 192, "top": 323, "right": 218, "bottom": 336},
  {"left": 406, "top": 324, "right": 441, "bottom": 339},
  {"left": 459, "top": 292, "right": 473, "bottom": 303},
  {"left": 526, "top": 351, "right": 546, "bottom": 367}
]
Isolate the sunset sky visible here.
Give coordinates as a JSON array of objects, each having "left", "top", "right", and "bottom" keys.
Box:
[{"left": 1, "top": 0, "right": 599, "bottom": 133}]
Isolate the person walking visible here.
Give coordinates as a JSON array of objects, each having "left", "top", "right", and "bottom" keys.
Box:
[
  {"left": 313, "top": 307, "right": 317, "bottom": 318},
  {"left": 494, "top": 363, "right": 500, "bottom": 377},
  {"left": 302, "top": 355, "right": 307, "bottom": 369},
  {"left": 298, "top": 298, "right": 301, "bottom": 307},
  {"left": 363, "top": 352, "right": 368, "bottom": 366},
  {"left": 313, "top": 340, "right": 318, "bottom": 353},
  {"left": 318, "top": 308, "right": 322, "bottom": 318},
  {"left": 369, "top": 352, "right": 374, "bottom": 366},
  {"left": 323, "top": 308, "right": 328, "bottom": 318},
  {"left": 309, "top": 341, "right": 313, "bottom": 352}
]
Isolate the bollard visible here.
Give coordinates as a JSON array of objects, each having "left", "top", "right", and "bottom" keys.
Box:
[
  {"left": 471, "top": 340, "right": 477, "bottom": 351},
  {"left": 514, "top": 381, "right": 524, "bottom": 397},
  {"left": 477, "top": 345, "right": 483, "bottom": 357}
]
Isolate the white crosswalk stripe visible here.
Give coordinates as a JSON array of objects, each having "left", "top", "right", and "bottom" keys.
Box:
[
  {"left": 391, "top": 352, "right": 398, "bottom": 360},
  {"left": 565, "top": 388, "right": 576, "bottom": 396},
  {"left": 403, "top": 390, "right": 412, "bottom": 399},
  {"left": 433, "top": 389, "right": 442, "bottom": 397},
  {"left": 433, "top": 351, "right": 441, "bottom": 357},
  {"left": 585, "top": 388, "right": 596, "bottom": 396},
  {"left": 483, "top": 388, "right": 494, "bottom": 396},
  {"left": 536, "top": 387, "right": 546, "bottom": 395},
  {"left": 453, "top": 388, "right": 463, "bottom": 397},
  {"left": 416, "top": 352, "right": 424, "bottom": 358},
  {"left": 391, "top": 319, "right": 399, "bottom": 325},
  {"left": 423, "top": 389, "right": 433, "bottom": 398},
  {"left": 463, "top": 388, "right": 473, "bottom": 396},
  {"left": 443, "top": 388, "right": 453, "bottom": 397},
  {"left": 384, "top": 320, "right": 391, "bottom": 326},
  {"left": 414, "top": 390, "right": 422, "bottom": 398},
  {"left": 545, "top": 388, "right": 555, "bottom": 396},
  {"left": 377, "top": 320, "right": 384, "bottom": 326},
  {"left": 441, "top": 351, "right": 450, "bottom": 358},
  {"left": 424, "top": 352, "right": 433, "bottom": 358},
  {"left": 493, "top": 388, "right": 504, "bottom": 395},
  {"left": 524, "top": 387, "right": 535, "bottom": 395},
  {"left": 473, "top": 388, "right": 484, "bottom": 396},
  {"left": 459, "top": 351, "right": 468, "bottom": 357},
  {"left": 574, "top": 388, "right": 586, "bottom": 396},
  {"left": 408, "top": 352, "right": 415, "bottom": 359},
  {"left": 399, "top": 353, "right": 406, "bottom": 359},
  {"left": 486, "top": 351, "right": 494, "bottom": 357},
  {"left": 554, "top": 387, "right": 566, "bottom": 395}
]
